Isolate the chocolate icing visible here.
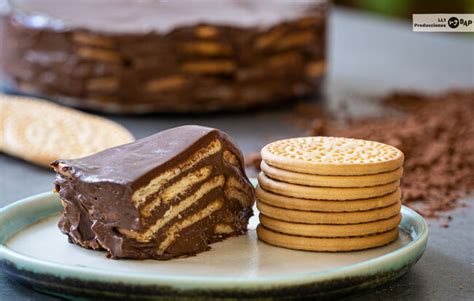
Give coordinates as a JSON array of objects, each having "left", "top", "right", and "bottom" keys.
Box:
[
  {"left": 0, "top": 0, "right": 327, "bottom": 113},
  {"left": 51, "top": 125, "right": 255, "bottom": 260}
]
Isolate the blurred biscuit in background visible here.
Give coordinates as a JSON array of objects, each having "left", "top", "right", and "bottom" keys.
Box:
[{"left": 0, "top": 94, "right": 134, "bottom": 167}]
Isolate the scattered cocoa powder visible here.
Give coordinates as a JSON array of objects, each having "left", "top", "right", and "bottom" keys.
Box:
[
  {"left": 248, "top": 90, "right": 474, "bottom": 218},
  {"left": 316, "top": 90, "right": 474, "bottom": 218}
]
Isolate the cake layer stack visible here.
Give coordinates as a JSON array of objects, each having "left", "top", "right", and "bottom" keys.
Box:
[
  {"left": 1, "top": 0, "right": 327, "bottom": 113},
  {"left": 256, "top": 136, "right": 405, "bottom": 252}
]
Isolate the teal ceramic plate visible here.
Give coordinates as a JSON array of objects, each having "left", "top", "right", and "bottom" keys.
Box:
[{"left": 0, "top": 191, "right": 428, "bottom": 300}]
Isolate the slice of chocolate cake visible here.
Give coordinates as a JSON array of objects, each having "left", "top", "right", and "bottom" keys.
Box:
[{"left": 51, "top": 125, "right": 255, "bottom": 260}]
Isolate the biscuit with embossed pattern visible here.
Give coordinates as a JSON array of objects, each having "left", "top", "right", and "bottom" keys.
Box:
[
  {"left": 258, "top": 173, "right": 399, "bottom": 200},
  {"left": 256, "top": 185, "right": 401, "bottom": 212},
  {"left": 0, "top": 94, "right": 134, "bottom": 166},
  {"left": 257, "top": 225, "right": 399, "bottom": 252},
  {"left": 257, "top": 200, "right": 401, "bottom": 224},
  {"left": 261, "top": 136, "right": 404, "bottom": 176},
  {"left": 261, "top": 160, "right": 403, "bottom": 188},
  {"left": 259, "top": 213, "right": 401, "bottom": 237}
]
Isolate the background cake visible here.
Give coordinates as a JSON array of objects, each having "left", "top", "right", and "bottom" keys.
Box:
[{"left": 0, "top": 0, "right": 327, "bottom": 113}]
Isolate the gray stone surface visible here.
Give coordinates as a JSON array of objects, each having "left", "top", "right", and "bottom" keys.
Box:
[{"left": 1, "top": 8, "right": 473, "bottom": 300}]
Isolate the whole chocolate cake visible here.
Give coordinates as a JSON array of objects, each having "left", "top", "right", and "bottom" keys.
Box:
[
  {"left": 0, "top": 0, "right": 327, "bottom": 113},
  {"left": 51, "top": 126, "right": 255, "bottom": 260}
]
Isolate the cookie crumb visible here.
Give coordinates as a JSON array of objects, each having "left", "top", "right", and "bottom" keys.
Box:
[{"left": 245, "top": 152, "right": 262, "bottom": 170}]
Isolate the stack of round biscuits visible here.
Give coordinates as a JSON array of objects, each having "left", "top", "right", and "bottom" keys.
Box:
[{"left": 256, "top": 136, "right": 405, "bottom": 252}]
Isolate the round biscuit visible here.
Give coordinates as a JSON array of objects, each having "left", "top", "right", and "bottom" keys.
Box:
[
  {"left": 261, "top": 136, "right": 404, "bottom": 176},
  {"left": 256, "top": 200, "right": 401, "bottom": 224},
  {"left": 0, "top": 94, "right": 134, "bottom": 166},
  {"left": 259, "top": 213, "right": 401, "bottom": 237},
  {"left": 258, "top": 172, "right": 400, "bottom": 200},
  {"left": 261, "top": 160, "right": 403, "bottom": 188},
  {"left": 256, "top": 185, "right": 401, "bottom": 212},
  {"left": 257, "top": 225, "right": 399, "bottom": 252}
]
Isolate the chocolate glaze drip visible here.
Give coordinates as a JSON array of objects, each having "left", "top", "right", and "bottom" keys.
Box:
[{"left": 51, "top": 125, "right": 255, "bottom": 260}]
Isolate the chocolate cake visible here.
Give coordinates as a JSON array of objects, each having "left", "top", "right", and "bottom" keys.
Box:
[
  {"left": 51, "top": 126, "right": 255, "bottom": 260},
  {"left": 0, "top": 0, "right": 327, "bottom": 113}
]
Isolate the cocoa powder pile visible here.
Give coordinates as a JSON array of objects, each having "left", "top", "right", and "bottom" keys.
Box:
[
  {"left": 246, "top": 90, "right": 474, "bottom": 218},
  {"left": 320, "top": 90, "right": 474, "bottom": 218}
]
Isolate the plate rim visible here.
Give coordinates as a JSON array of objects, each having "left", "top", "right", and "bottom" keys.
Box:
[{"left": 0, "top": 191, "right": 429, "bottom": 290}]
